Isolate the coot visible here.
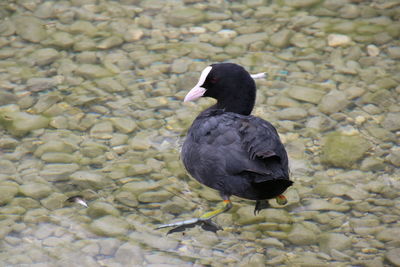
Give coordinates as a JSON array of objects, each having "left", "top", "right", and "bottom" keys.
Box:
[{"left": 158, "top": 63, "right": 293, "bottom": 233}]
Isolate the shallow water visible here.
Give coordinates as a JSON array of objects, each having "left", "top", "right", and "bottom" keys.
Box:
[{"left": 0, "top": 0, "right": 399, "bottom": 266}]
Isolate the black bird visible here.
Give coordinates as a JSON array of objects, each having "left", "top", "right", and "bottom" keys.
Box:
[{"left": 158, "top": 63, "right": 293, "bottom": 233}]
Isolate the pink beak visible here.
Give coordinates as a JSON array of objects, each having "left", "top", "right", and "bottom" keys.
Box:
[{"left": 184, "top": 86, "right": 206, "bottom": 102}]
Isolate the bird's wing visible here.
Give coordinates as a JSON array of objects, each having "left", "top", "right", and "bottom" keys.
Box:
[{"left": 184, "top": 111, "right": 289, "bottom": 183}]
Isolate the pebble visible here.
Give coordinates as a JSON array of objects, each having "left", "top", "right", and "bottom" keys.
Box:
[
  {"left": 30, "top": 48, "right": 60, "bottom": 66},
  {"left": 90, "top": 216, "right": 130, "bottom": 237},
  {"left": 385, "top": 248, "right": 400, "bottom": 266},
  {"left": 115, "top": 242, "right": 144, "bottom": 265},
  {"left": 287, "top": 86, "right": 325, "bottom": 104},
  {"left": 321, "top": 131, "right": 371, "bottom": 168},
  {"left": 318, "top": 233, "right": 352, "bottom": 255},
  {"left": 167, "top": 8, "right": 205, "bottom": 26},
  {"left": 327, "top": 34, "right": 351, "bottom": 47},
  {"left": 288, "top": 223, "right": 317, "bottom": 245},
  {"left": 69, "top": 170, "right": 109, "bottom": 189},
  {"left": 318, "top": 90, "right": 349, "bottom": 114},
  {"left": 19, "top": 183, "right": 53, "bottom": 199},
  {"left": 13, "top": 15, "right": 47, "bottom": 42},
  {"left": 367, "top": 44, "right": 380, "bottom": 57}
]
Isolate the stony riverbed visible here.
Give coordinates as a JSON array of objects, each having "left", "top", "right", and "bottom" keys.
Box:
[{"left": 0, "top": 0, "right": 399, "bottom": 266}]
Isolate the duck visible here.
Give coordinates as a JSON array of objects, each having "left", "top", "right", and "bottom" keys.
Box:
[{"left": 158, "top": 63, "right": 293, "bottom": 233}]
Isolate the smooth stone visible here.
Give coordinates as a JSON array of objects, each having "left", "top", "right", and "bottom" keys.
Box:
[
  {"left": 75, "top": 64, "right": 111, "bottom": 79},
  {"left": 26, "top": 77, "right": 62, "bottom": 92},
  {"left": 0, "top": 19, "right": 15, "bottom": 36},
  {"left": 305, "top": 199, "right": 350, "bottom": 212},
  {"left": 275, "top": 107, "right": 307, "bottom": 120},
  {"left": 233, "top": 32, "right": 268, "bottom": 46},
  {"left": 0, "top": 109, "right": 50, "bottom": 136},
  {"left": 70, "top": 171, "right": 109, "bottom": 189},
  {"left": 376, "top": 228, "right": 400, "bottom": 242},
  {"left": 305, "top": 116, "right": 336, "bottom": 132},
  {"left": 367, "top": 44, "right": 380, "bottom": 56},
  {"left": 130, "top": 132, "right": 152, "bottom": 150},
  {"left": 95, "top": 78, "right": 125, "bottom": 93},
  {"left": 167, "top": 8, "right": 205, "bottom": 26},
  {"left": 30, "top": 48, "right": 60, "bottom": 66},
  {"left": 387, "top": 46, "right": 400, "bottom": 59},
  {"left": 144, "top": 97, "right": 169, "bottom": 108},
  {"left": 40, "top": 192, "right": 67, "bottom": 210},
  {"left": 263, "top": 209, "right": 292, "bottom": 224},
  {"left": 47, "top": 32, "right": 74, "bottom": 48},
  {"left": 171, "top": 59, "right": 191, "bottom": 74},
  {"left": 69, "top": 20, "right": 97, "bottom": 36},
  {"left": 387, "top": 147, "right": 400, "bottom": 167},
  {"left": 318, "top": 90, "right": 349, "bottom": 114},
  {"left": 90, "top": 215, "right": 130, "bottom": 237},
  {"left": 217, "top": 29, "right": 237, "bottom": 39},
  {"left": 97, "top": 36, "right": 123, "bottom": 49},
  {"left": 87, "top": 201, "right": 120, "bottom": 218},
  {"left": 318, "top": 233, "right": 352, "bottom": 255},
  {"left": 115, "top": 242, "right": 144, "bottom": 265},
  {"left": 41, "top": 152, "right": 77, "bottom": 163},
  {"left": 0, "top": 185, "right": 19, "bottom": 205},
  {"left": 0, "top": 160, "right": 16, "bottom": 174},
  {"left": 321, "top": 131, "right": 371, "bottom": 168},
  {"left": 137, "top": 190, "right": 172, "bottom": 203},
  {"left": 124, "top": 28, "right": 144, "bottom": 42},
  {"left": 121, "top": 181, "right": 160, "bottom": 196},
  {"left": 236, "top": 206, "right": 265, "bottom": 225},
  {"left": 129, "top": 232, "right": 179, "bottom": 251},
  {"left": 286, "top": 86, "right": 325, "bottom": 104},
  {"left": 360, "top": 157, "right": 385, "bottom": 171},
  {"left": 288, "top": 223, "right": 317, "bottom": 245},
  {"left": 98, "top": 238, "right": 121, "bottom": 256},
  {"left": 327, "top": 34, "right": 351, "bottom": 47},
  {"left": 34, "top": 140, "right": 76, "bottom": 157},
  {"left": 110, "top": 117, "right": 137, "bottom": 134},
  {"left": 115, "top": 191, "right": 139, "bottom": 207},
  {"left": 90, "top": 121, "right": 114, "bottom": 139},
  {"left": 381, "top": 112, "right": 400, "bottom": 131},
  {"left": 19, "top": 183, "right": 52, "bottom": 199},
  {"left": 385, "top": 248, "right": 400, "bottom": 266},
  {"left": 40, "top": 163, "right": 80, "bottom": 181},
  {"left": 284, "top": 0, "right": 320, "bottom": 7},
  {"left": 42, "top": 237, "right": 65, "bottom": 247},
  {"left": 312, "top": 183, "right": 351, "bottom": 197},
  {"left": 13, "top": 15, "right": 47, "bottom": 43}
]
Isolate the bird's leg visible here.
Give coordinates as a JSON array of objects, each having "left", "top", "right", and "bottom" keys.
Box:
[
  {"left": 200, "top": 199, "right": 232, "bottom": 220},
  {"left": 156, "top": 196, "right": 232, "bottom": 234}
]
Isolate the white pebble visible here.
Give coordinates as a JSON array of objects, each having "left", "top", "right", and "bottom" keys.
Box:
[
  {"left": 367, "top": 44, "right": 380, "bottom": 57},
  {"left": 217, "top": 29, "right": 237, "bottom": 39},
  {"left": 327, "top": 34, "right": 351, "bottom": 47}
]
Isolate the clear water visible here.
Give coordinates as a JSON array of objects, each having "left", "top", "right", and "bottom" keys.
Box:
[{"left": 0, "top": 0, "right": 399, "bottom": 266}]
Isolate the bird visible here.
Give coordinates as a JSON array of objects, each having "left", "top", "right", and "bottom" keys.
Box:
[{"left": 157, "top": 63, "right": 293, "bottom": 234}]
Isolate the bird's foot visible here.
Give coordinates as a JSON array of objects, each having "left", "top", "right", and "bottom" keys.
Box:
[
  {"left": 275, "top": 194, "right": 288, "bottom": 205},
  {"left": 156, "top": 199, "right": 232, "bottom": 234},
  {"left": 254, "top": 200, "right": 270, "bottom": 215}
]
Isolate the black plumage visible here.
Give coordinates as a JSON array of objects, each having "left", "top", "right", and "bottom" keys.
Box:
[{"left": 157, "top": 63, "right": 292, "bottom": 233}]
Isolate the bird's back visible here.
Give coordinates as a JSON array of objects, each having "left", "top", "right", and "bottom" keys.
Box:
[{"left": 181, "top": 108, "right": 292, "bottom": 200}]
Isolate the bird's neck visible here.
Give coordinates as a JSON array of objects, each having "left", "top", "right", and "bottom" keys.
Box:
[{"left": 214, "top": 90, "right": 255, "bottom": 116}]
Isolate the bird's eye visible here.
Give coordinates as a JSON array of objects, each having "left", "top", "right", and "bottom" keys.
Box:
[{"left": 210, "top": 77, "right": 218, "bottom": 84}]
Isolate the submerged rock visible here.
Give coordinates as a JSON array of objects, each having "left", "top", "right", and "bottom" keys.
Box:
[
  {"left": 90, "top": 215, "right": 130, "bottom": 237},
  {"left": 13, "top": 15, "right": 47, "bottom": 42},
  {"left": 0, "top": 105, "right": 50, "bottom": 136},
  {"left": 321, "top": 131, "right": 371, "bottom": 168},
  {"left": 318, "top": 233, "right": 351, "bottom": 255}
]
